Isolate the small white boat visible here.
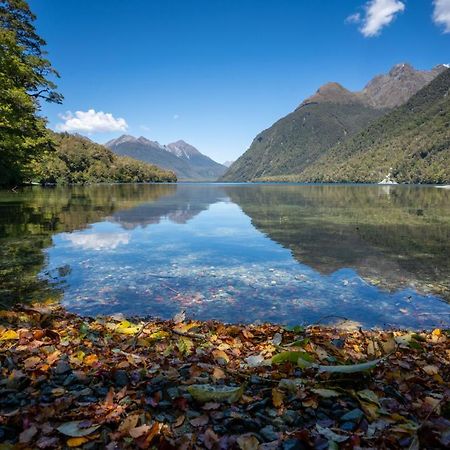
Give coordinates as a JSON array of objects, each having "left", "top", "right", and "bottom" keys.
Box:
[
  {"left": 435, "top": 185, "right": 450, "bottom": 189},
  {"left": 378, "top": 169, "right": 398, "bottom": 185}
]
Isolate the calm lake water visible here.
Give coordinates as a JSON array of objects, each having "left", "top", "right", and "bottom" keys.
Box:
[{"left": 0, "top": 183, "right": 449, "bottom": 329}]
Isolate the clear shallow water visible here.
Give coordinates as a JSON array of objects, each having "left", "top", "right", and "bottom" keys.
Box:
[{"left": 1, "top": 183, "right": 449, "bottom": 328}]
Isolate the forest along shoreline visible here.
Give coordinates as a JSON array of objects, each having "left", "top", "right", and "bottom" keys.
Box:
[{"left": 0, "top": 302, "right": 448, "bottom": 449}]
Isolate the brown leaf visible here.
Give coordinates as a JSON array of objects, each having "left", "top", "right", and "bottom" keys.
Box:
[
  {"left": 129, "top": 424, "right": 150, "bottom": 439},
  {"left": 118, "top": 413, "right": 140, "bottom": 434},
  {"left": 237, "top": 433, "right": 259, "bottom": 450},
  {"left": 190, "top": 415, "right": 209, "bottom": 427}
]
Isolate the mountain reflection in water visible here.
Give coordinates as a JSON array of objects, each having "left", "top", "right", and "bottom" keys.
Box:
[{"left": 0, "top": 183, "right": 449, "bottom": 328}]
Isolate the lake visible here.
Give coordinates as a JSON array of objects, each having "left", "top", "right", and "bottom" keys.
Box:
[{"left": 0, "top": 183, "right": 449, "bottom": 329}]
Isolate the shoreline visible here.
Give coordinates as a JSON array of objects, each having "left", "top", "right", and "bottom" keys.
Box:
[{"left": 0, "top": 304, "right": 448, "bottom": 449}]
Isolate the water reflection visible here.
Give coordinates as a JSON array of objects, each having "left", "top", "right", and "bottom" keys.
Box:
[{"left": 0, "top": 183, "right": 449, "bottom": 328}]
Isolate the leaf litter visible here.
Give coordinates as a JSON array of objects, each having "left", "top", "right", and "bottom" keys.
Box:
[{"left": 0, "top": 304, "right": 448, "bottom": 449}]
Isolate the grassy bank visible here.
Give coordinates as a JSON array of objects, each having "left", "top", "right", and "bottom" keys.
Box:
[{"left": 0, "top": 304, "right": 448, "bottom": 449}]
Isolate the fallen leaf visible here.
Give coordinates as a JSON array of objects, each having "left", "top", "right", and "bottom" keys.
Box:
[
  {"left": 0, "top": 329, "right": 19, "bottom": 340},
  {"left": 190, "top": 415, "right": 209, "bottom": 427},
  {"left": 237, "top": 434, "right": 259, "bottom": 450},
  {"left": 57, "top": 421, "right": 100, "bottom": 437},
  {"left": 422, "top": 365, "right": 439, "bottom": 375},
  {"left": 187, "top": 384, "right": 244, "bottom": 403},
  {"left": 67, "top": 437, "right": 89, "bottom": 447},
  {"left": 316, "top": 424, "right": 348, "bottom": 443},
  {"left": 84, "top": 354, "right": 98, "bottom": 366},
  {"left": 272, "top": 388, "right": 284, "bottom": 407},
  {"left": 118, "top": 414, "right": 140, "bottom": 434},
  {"left": 129, "top": 424, "right": 150, "bottom": 439},
  {"left": 212, "top": 349, "right": 229, "bottom": 365},
  {"left": 311, "top": 388, "right": 341, "bottom": 398}
]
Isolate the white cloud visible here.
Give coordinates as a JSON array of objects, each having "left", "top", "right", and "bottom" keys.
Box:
[
  {"left": 433, "top": 0, "right": 450, "bottom": 33},
  {"left": 56, "top": 109, "right": 128, "bottom": 133},
  {"left": 345, "top": 13, "right": 361, "bottom": 24},
  {"left": 349, "top": 0, "right": 405, "bottom": 37},
  {"left": 173, "top": 114, "right": 180, "bottom": 120},
  {"left": 64, "top": 232, "right": 130, "bottom": 251}
]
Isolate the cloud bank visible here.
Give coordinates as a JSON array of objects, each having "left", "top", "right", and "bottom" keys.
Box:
[
  {"left": 56, "top": 109, "right": 128, "bottom": 133},
  {"left": 433, "top": 0, "right": 450, "bottom": 33},
  {"left": 347, "top": 0, "right": 405, "bottom": 37},
  {"left": 64, "top": 232, "right": 130, "bottom": 251}
]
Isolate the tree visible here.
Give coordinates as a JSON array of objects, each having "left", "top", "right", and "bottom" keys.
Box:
[{"left": 0, "top": 0, "right": 62, "bottom": 185}]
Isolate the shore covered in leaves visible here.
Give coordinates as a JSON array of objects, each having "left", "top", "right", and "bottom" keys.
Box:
[{"left": 0, "top": 305, "right": 448, "bottom": 449}]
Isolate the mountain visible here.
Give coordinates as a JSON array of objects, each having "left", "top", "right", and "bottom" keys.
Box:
[
  {"left": 221, "top": 63, "right": 447, "bottom": 182},
  {"left": 223, "top": 160, "right": 234, "bottom": 167},
  {"left": 220, "top": 87, "right": 385, "bottom": 181},
  {"left": 360, "top": 63, "right": 448, "bottom": 109},
  {"left": 105, "top": 136, "right": 226, "bottom": 181},
  {"left": 33, "top": 132, "right": 176, "bottom": 184},
  {"left": 288, "top": 68, "right": 450, "bottom": 184}
]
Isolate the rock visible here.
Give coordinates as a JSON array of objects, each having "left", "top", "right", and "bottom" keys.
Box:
[
  {"left": 340, "top": 408, "right": 364, "bottom": 422},
  {"left": 260, "top": 425, "right": 278, "bottom": 442},
  {"left": 282, "top": 439, "right": 306, "bottom": 450},
  {"left": 282, "top": 410, "right": 297, "bottom": 426},
  {"left": 113, "top": 370, "right": 129, "bottom": 387},
  {"left": 54, "top": 360, "right": 71, "bottom": 375},
  {"left": 341, "top": 421, "right": 356, "bottom": 431},
  {"left": 167, "top": 387, "right": 180, "bottom": 399}
]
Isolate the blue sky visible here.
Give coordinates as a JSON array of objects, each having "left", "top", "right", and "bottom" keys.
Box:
[{"left": 31, "top": 0, "right": 450, "bottom": 163}]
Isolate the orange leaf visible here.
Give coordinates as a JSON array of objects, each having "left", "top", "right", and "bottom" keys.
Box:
[{"left": 67, "top": 437, "right": 89, "bottom": 447}]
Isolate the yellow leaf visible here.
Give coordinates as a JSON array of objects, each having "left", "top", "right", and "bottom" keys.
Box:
[
  {"left": 212, "top": 349, "right": 229, "bottom": 365},
  {"left": 67, "top": 437, "right": 89, "bottom": 447},
  {"left": 0, "top": 330, "right": 19, "bottom": 340},
  {"left": 272, "top": 388, "right": 284, "bottom": 407},
  {"left": 432, "top": 328, "right": 441, "bottom": 336}
]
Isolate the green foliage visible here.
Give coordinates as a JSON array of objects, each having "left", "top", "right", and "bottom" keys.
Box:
[
  {"left": 221, "top": 101, "right": 385, "bottom": 182},
  {"left": 0, "top": 0, "right": 62, "bottom": 185},
  {"left": 259, "top": 69, "right": 450, "bottom": 184},
  {"left": 31, "top": 133, "right": 176, "bottom": 184}
]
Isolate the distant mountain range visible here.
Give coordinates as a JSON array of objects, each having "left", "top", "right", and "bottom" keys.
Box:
[
  {"left": 221, "top": 63, "right": 449, "bottom": 183},
  {"left": 105, "top": 135, "right": 226, "bottom": 181}
]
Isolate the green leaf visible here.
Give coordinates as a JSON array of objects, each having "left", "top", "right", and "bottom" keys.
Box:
[
  {"left": 357, "top": 389, "right": 380, "bottom": 406},
  {"left": 272, "top": 351, "right": 314, "bottom": 365},
  {"left": 187, "top": 384, "right": 244, "bottom": 403},
  {"left": 177, "top": 336, "right": 194, "bottom": 355},
  {"left": 317, "top": 358, "right": 381, "bottom": 373},
  {"left": 284, "top": 325, "right": 304, "bottom": 333}
]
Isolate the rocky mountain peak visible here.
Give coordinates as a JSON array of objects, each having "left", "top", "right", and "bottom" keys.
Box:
[
  {"left": 361, "top": 63, "right": 447, "bottom": 109},
  {"left": 167, "top": 140, "right": 201, "bottom": 159},
  {"left": 300, "top": 82, "right": 364, "bottom": 108}
]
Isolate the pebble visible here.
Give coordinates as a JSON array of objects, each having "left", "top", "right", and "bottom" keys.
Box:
[
  {"left": 54, "top": 360, "right": 71, "bottom": 375},
  {"left": 282, "top": 440, "right": 306, "bottom": 450},
  {"left": 340, "top": 408, "right": 364, "bottom": 422},
  {"left": 341, "top": 421, "right": 356, "bottom": 431},
  {"left": 260, "top": 425, "right": 278, "bottom": 442},
  {"left": 113, "top": 370, "right": 129, "bottom": 387}
]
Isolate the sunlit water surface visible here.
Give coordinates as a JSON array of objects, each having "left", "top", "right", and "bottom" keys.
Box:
[{"left": 1, "top": 183, "right": 449, "bottom": 329}]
